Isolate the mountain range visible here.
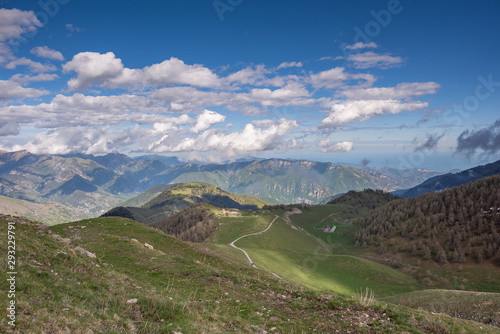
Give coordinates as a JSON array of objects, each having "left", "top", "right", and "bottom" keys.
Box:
[
  {"left": 395, "top": 159, "right": 500, "bottom": 198},
  {"left": 0, "top": 150, "right": 445, "bottom": 222}
]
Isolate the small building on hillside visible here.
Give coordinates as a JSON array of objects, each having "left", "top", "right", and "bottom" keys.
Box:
[{"left": 321, "top": 225, "right": 337, "bottom": 233}]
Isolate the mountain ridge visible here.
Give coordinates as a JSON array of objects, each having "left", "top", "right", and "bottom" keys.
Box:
[{"left": 396, "top": 159, "right": 500, "bottom": 198}]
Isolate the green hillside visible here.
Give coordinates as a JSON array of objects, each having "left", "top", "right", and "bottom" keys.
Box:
[
  {"left": 2, "top": 214, "right": 492, "bottom": 333},
  {"left": 208, "top": 201, "right": 500, "bottom": 329},
  {"left": 142, "top": 182, "right": 267, "bottom": 210},
  {"left": 328, "top": 188, "right": 399, "bottom": 209},
  {"left": 0, "top": 195, "right": 87, "bottom": 225},
  {"left": 211, "top": 207, "right": 418, "bottom": 297},
  {"left": 103, "top": 182, "right": 267, "bottom": 225},
  {"left": 120, "top": 184, "right": 179, "bottom": 207},
  {"left": 355, "top": 175, "right": 500, "bottom": 270}
]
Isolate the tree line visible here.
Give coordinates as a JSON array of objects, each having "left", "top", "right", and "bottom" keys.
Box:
[
  {"left": 150, "top": 203, "right": 216, "bottom": 243},
  {"left": 354, "top": 175, "right": 500, "bottom": 266}
]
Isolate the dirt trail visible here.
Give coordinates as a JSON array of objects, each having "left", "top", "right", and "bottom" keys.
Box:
[{"left": 228, "top": 215, "right": 281, "bottom": 279}]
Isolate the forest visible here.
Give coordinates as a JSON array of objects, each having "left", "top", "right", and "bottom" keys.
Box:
[
  {"left": 354, "top": 175, "right": 500, "bottom": 266},
  {"left": 149, "top": 203, "right": 216, "bottom": 242}
]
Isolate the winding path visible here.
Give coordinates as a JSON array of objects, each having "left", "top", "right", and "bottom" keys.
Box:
[{"left": 228, "top": 215, "right": 282, "bottom": 279}]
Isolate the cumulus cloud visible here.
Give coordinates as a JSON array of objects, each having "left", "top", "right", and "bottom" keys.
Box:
[
  {"left": 0, "top": 93, "right": 171, "bottom": 129},
  {"left": 308, "top": 67, "right": 347, "bottom": 89},
  {"left": 191, "top": 110, "right": 226, "bottom": 133},
  {"left": 224, "top": 65, "right": 268, "bottom": 86},
  {"left": 12, "top": 126, "right": 144, "bottom": 155},
  {"left": 0, "top": 8, "right": 41, "bottom": 42},
  {"left": 30, "top": 46, "right": 64, "bottom": 61},
  {"left": 456, "top": 120, "right": 500, "bottom": 157},
  {"left": 0, "top": 122, "right": 19, "bottom": 136},
  {"left": 344, "top": 42, "right": 378, "bottom": 50},
  {"left": 9, "top": 73, "right": 58, "bottom": 83},
  {"left": 321, "top": 141, "right": 354, "bottom": 153},
  {"left": 149, "top": 118, "right": 298, "bottom": 159},
  {"left": 5, "top": 57, "right": 56, "bottom": 72},
  {"left": 0, "top": 79, "right": 48, "bottom": 102},
  {"left": 414, "top": 133, "right": 445, "bottom": 152},
  {"left": 342, "top": 82, "right": 440, "bottom": 100},
  {"left": 277, "top": 61, "right": 303, "bottom": 69},
  {"left": 62, "top": 52, "right": 126, "bottom": 90},
  {"left": 63, "top": 52, "right": 220, "bottom": 90},
  {"left": 348, "top": 51, "right": 404, "bottom": 69},
  {"left": 319, "top": 99, "right": 427, "bottom": 128}
]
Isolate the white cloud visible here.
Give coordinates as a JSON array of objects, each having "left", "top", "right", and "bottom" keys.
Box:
[
  {"left": 224, "top": 65, "right": 268, "bottom": 86},
  {"left": 0, "top": 79, "right": 48, "bottom": 102},
  {"left": 30, "top": 46, "right": 64, "bottom": 61},
  {"left": 63, "top": 52, "right": 125, "bottom": 90},
  {"left": 65, "top": 23, "right": 81, "bottom": 33},
  {"left": 344, "top": 42, "right": 378, "bottom": 50},
  {"left": 348, "top": 52, "right": 404, "bottom": 69},
  {"left": 191, "top": 109, "right": 226, "bottom": 133},
  {"left": 142, "top": 57, "right": 219, "bottom": 88},
  {"left": 321, "top": 141, "right": 354, "bottom": 153},
  {"left": 342, "top": 82, "right": 440, "bottom": 100},
  {"left": 319, "top": 99, "right": 428, "bottom": 128},
  {"left": 0, "top": 122, "right": 19, "bottom": 136},
  {"left": 11, "top": 126, "right": 145, "bottom": 155},
  {"left": 9, "top": 73, "right": 58, "bottom": 83},
  {"left": 0, "top": 8, "right": 40, "bottom": 42},
  {"left": 0, "top": 93, "right": 171, "bottom": 129},
  {"left": 277, "top": 61, "right": 303, "bottom": 69},
  {"left": 63, "top": 52, "right": 219, "bottom": 90},
  {"left": 5, "top": 57, "right": 56, "bottom": 72},
  {"left": 308, "top": 67, "right": 347, "bottom": 89},
  {"left": 149, "top": 118, "right": 298, "bottom": 159}
]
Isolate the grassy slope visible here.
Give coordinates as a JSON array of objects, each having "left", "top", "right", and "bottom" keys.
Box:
[
  {"left": 211, "top": 204, "right": 500, "bottom": 329},
  {"left": 214, "top": 209, "right": 417, "bottom": 298},
  {"left": 143, "top": 182, "right": 268, "bottom": 210},
  {"left": 0, "top": 195, "right": 88, "bottom": 225},
  {"left": 1, "top": 215, "right": 498, "bottom": 333},
  {"left": 383, "top": 290, "right": 500, "bottom": 326},
  {"left": 121, "top": 184, "right": 178, "bottom": 207}
]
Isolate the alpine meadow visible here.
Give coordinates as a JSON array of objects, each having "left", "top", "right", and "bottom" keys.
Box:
[{"left": 0, "top": 1, "right": 500, "bottom": 333}]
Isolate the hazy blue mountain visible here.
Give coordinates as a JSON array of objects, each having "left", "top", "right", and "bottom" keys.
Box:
[
  {"left": 0, "top": 150, "right": 445, "bottom": 219},
  {"left": 397, "top": 159, "right": 500, "bottom": 198},
  {"left": 133, "top": 154, "right": 185, "bottom": 167}
]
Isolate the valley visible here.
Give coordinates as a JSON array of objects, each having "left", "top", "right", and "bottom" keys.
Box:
[{"left": 1, "top": 153, "right": 499, "bottom": 333}]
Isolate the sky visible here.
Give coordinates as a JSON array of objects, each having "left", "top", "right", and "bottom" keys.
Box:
[{"left": 0, "top": 0, "right": 499, "bottom": 171}]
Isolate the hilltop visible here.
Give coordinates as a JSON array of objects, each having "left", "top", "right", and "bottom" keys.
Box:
[
  {"left": 102, "top": 182, "right": 267, "bottom": 224},
  {"left": 327, "top": 188, "right": 399, "bottom": 209}
]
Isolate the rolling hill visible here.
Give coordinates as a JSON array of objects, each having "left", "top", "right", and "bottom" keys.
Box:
[
  {"left": 2, "top": 214, "right": 497, "bottom": 333},
  {"left": 0, "top": 195, "right": 87, "bottom": 225},
  {"left": 102, "top": 182, "right": 267, "bottom": 224}
]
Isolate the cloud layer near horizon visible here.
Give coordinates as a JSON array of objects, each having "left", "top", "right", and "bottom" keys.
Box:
[{"left": 0, "top": 8, "right": 443, "bottom": 161}]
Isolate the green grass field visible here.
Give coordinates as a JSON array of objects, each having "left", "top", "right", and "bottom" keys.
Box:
[
  {"left": 212, "top": 208, "right": 419, "bottom": 298},
  {"left": 383, "top": 289, "right": 500, "bottom": 326},
  {"left": 210, "top": 204, "right": 500, "bottom": 330},
  {"left": 2, "top": 214, "right": 500, "bottom": 333}
]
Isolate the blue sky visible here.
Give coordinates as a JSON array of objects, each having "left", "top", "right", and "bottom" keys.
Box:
[{"left": 0, "top": 0, "right": 499, "bottom": 171}]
